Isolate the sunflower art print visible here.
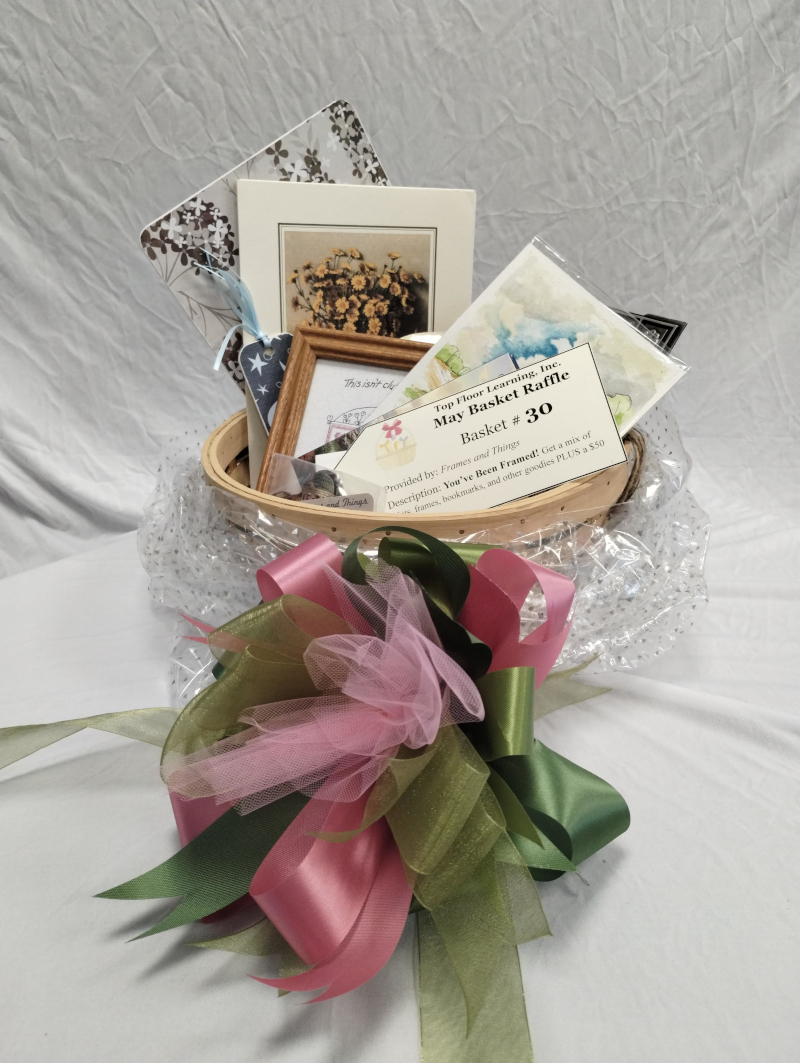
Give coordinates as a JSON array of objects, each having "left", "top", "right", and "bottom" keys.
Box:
[{"left": 287, "top": 248, "right": 429, "bottom": 337}]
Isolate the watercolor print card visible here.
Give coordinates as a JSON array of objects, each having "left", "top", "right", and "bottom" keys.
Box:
[{"left": 372, "top": 241, "right": 687, "bottom": 435}]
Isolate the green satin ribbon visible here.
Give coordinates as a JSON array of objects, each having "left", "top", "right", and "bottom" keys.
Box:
[
  {"left": 97, "top": 791, "right": 308, "bottom": 937},
  {"left": 467, "top": 663, "right": 630, "bottom": 881},
  {"left": 486, "top": 768, "right": 576, "bottom": 875},
  {"left": 469, "top": 667, "right": 537, "bottom": 758},
  {"left": 343, "top": 527, "right": 472, "bottom": 619},
  {"left": 493, "top": 744, "right": 631, "bottom": 879}
]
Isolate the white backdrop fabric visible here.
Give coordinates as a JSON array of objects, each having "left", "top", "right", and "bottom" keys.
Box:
[{"left": 2, "top": 3, "right": 799, "bottom": 1062}]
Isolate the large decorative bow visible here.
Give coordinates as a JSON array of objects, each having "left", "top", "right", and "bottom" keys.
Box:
[{"left": 1, "top": 528, "right": 630, "bottom": 1063}]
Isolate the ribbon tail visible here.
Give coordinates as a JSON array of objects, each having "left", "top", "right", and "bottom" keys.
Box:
[
  {"left": 418, "top": 913, "right": 533, "bottom": 1063},
  {"left": 254, "top": 838, "right": 411, "bottom": 1001},
  {"left": 213, "top": 322, "right": 240, "bottom": 371},
  {"left": 0, "top": 706, "right": 179, "bottom": 770},
  {"left": 418, "top": 842, "right": 536, "bottom": 1063},
  {"left": 96, "top": 792, "right": 308, "bottom": 937},
  {"left": 190, "top": 914, "right": 307, "bottom": 984},
  {"left": 534, "top": 660, "right": 610, "bottom": 719},
  {"left": 196, "top": 258, "right": 271, "bottom": 369},
  {"left": 179, "top": 613, "right": 215, "bottom": 635}
]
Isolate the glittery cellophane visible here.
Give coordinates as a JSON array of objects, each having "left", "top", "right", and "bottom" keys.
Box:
[{"left": 138, "top": 407, "right": 709, "bottom": 708}]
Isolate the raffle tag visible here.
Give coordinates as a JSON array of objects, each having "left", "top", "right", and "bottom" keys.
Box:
[{"left": 334, "top": 344, "right": 627, "bottom": 514}]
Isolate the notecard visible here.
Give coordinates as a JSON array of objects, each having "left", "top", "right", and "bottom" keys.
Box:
[
  {"left": 371, "top": 240, "right": 686, "bottom": 435},
  {"left": 334, "top": 344, "right": 627, "bottom": 514}
]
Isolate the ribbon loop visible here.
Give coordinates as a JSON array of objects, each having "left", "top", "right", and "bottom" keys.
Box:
[
  {"left": 491, "top": 740, "right": 631, "bottom": 881},
  {"left": 343, "top": 526, "right": 472, "bottom": 618},
  {"left": 196, "top": 256, "right": 273, "bottom": 370},
  {"left": 469, "top": 666, "right": 536, "bottom": 760},
  {"left": 256, "top": 533, "right": 344, "bottom": 614}
]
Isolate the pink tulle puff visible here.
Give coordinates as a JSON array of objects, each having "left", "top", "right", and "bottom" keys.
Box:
[{"left": 162, "top": 562, "right": 483, "bottom": 813}]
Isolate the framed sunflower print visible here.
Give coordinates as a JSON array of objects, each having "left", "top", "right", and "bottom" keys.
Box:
[{"left": 236, "top": 180, "right": 476, "bottom": 339}]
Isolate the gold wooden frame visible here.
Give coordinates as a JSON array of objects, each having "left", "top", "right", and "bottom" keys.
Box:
[{"left": 256, "top": 326, "right": 431, "bottom": 491}]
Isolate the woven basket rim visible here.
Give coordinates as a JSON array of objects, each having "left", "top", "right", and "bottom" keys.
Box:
[{"left": 201, "top": 410, "right": 638, "bottom": 541}]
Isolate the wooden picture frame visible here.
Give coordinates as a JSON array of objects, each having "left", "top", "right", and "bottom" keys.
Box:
[{"left": 256, "top": 326, "right": 431, "bottom": 492}]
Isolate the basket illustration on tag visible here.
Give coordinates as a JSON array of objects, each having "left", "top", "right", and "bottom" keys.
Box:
[{"left": 376, "top": 419, "right": 417, "bottom": 471}]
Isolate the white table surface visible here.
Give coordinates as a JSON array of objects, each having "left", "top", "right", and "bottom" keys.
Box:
[{"left": 1, "top": 525, "right": 798, "bottom": 1063}]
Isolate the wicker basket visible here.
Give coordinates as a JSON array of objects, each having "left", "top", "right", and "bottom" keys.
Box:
[{"left": 201, "top": 410, "right": 644, "bottom": 543}]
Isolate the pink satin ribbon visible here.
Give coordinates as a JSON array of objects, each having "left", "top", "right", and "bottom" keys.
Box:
[
  {"left": 459, "top": 549, "right": 574, "bottom": 685},
  {"left": 250, "top": 793, "right": 411, "bottom": 1001},
  {"left": 256, "top": 534, "right": 344, "bottom": 615},
  {"left": 169, "top": 792, "right": 232, "bottom": 846}
]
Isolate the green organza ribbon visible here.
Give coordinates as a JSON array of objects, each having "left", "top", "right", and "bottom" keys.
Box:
[
  {"left": 0, "top": 706, "right": 180, "bottom": 770},
  {"left": 162, "top": 594, "right": 351, "bottom": 760}
]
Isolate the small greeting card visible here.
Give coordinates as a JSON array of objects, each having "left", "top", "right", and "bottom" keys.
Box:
[
  {"left": 371, "top": 241, "right": 687, "bottom": 435},
  {"left": 614, "top": 311, "right": 687, "bottom": 352},
  {"left": 139, "top": 101, "right": 389, "bottom": 386},
  {"left": 239, "top": 335, "right": 293, "bottom": 431},
  {"left": 335, "top": 343, "right": 628, "bottom": 514}
]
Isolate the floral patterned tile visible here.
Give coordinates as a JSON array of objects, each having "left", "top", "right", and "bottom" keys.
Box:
[{"left": 140, "top": 101, "right": 389, "bottom": 390}]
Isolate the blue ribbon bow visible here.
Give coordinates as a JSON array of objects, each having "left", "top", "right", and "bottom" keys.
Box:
[{"left": 196, "top": 256, "right": 272, "bottom": 371}]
